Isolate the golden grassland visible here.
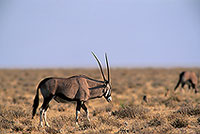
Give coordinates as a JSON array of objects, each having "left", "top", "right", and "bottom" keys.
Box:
[{"left": 0, "top": 68, "right": 200, "bottom": 134}]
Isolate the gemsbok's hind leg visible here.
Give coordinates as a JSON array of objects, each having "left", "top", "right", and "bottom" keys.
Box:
[
  {"left": 81, "top": 103, "right": 90, "bottom": 122},
  {"left": 39, "top": 108, "right": 44, "bottom": 127},
  {"left": 75, "top": 101, "right": 81, "bottom": 126},
  {"left": 181, "top": 82, "right": 185, "bottom": 92},
  {"left": 39, "top": 96, "right": 53, "bottom": 127},
  {"left": 188, "top": 84, "right": 191, "bottom": 90}
]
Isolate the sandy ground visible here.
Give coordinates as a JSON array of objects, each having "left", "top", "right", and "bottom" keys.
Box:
[{"left": 0, "top": 68, "right": 200, "bottom": 133}]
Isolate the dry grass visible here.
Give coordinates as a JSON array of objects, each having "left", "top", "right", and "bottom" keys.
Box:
[{"left": 0, "top": 68, "right": 200, "bottom": 133}]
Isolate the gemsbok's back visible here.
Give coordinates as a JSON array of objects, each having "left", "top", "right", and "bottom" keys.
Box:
[{"left": 32, "top": 52, "right": 112, "bottom": 127}]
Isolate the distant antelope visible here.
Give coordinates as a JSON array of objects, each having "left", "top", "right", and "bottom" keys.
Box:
[
  {"left": 174, "top": 71, "right": 199, "bottom": 93},
  {"left": 32, "top": 52, "right": 112, "bottom": 127}
]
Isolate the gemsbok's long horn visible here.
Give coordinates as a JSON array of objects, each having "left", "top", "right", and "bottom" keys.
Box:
[
  {"left": 105, "top": 53, "right": 110, "bottom": 83},
  {"left": 92, "top": 52, "right": 107, "bottom": 82}
]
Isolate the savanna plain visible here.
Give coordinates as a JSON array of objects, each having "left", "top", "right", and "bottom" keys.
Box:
[{"left": 1, "top": 68, "right": 200, "bottom": 134}]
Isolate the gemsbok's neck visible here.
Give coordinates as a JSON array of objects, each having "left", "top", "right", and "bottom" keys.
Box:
[{"left": 88, "top": 83, "right": 105, "bottom": 100}]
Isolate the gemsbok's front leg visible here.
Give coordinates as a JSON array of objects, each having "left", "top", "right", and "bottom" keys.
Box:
[
  {"left": 174, "top": 79, "right": 181, "bottom": 92},
  {"left": 43, "top": 105, "right": 50, "bottom": 127},
  {"left": 81, "top": 103, "right": 90, "bottom": 122},
  {"left": 75, "top": 101, "right": 81, "bottom": 126}
]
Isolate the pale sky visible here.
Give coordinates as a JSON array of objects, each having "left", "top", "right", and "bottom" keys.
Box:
[{"left": 0, "top": 0, "right": 200, "bottom": 68}]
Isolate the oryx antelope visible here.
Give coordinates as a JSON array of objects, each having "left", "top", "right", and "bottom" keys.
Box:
[
  {"left": 174, "top": 71, "right": 199, "bottom": 93},
  {"left": 32, "top": 52, "right": 112, "bottom": 127}
]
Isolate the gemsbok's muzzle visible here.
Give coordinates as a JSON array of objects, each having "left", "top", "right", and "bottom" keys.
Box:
[
  {"left": 107, "top": 96, "right": 112, "bottom": 102},
  {"left": 104, "top": 89, "right": 112, "bottom": 102}
]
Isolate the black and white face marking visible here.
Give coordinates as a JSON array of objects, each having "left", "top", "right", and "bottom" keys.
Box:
[{"left": 104, "top": 83, "right": 112, "bottom": 102}]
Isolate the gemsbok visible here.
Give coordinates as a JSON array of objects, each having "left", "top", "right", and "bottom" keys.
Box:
[
  {"left": 174, "top": 71, "right": 199, "bottom": 93},
  {"left": 32, "top": 52, "right": 112, "bottom": 127}
]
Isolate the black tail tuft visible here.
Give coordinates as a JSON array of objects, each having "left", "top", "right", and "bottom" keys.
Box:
[{"left": 32, "top": 87, "right": 39, "bottom": 119}]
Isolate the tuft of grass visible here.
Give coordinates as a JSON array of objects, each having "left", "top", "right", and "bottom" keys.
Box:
[
  {"left": 170, "top": 118, "right": 188, "bottom": 128},
  {"left": 115, "top": 128, "right": 130, "bottom": 134},
  {"left": 20, "top": 119, "right": 32, "bottom": 126},
  {"left": 6, "top": 107, "right": 29, "bottom": 119},
  {"left": 93, "top": 105, "right": 112, "bottom": 116},
  {"left": 167, "top": 113, "right": 188, "bottom": 128},
  {"left": 99, "top": 128, "right": 113, "bottom": 133},
  {"left": 176, "top": 105, "right": 200, "bottom": 116},
  {"left": 0, "top": 117, "right": 14, "bottom": 130},
  {"left": 112, "top": 103, "right": 149, "bottom": 119},
  {"left": 12, "top": 125, "right": 24, "bottom": 132},
  {"left": 151, "top": 81, "right": 163, "bottom": 88},
  {"left": 147, "top": 118, "right": 161, "bottom": 127},
  {"left": 51, "top": 115, "right": 69, "bottom": 130},
  {"left": 78, "top": 121, "right": 96, "bottom": 131},
  {"left": 197, "top": 117, "right": 200, "bottom": 125},
  {"left": 45, "top": 127, "right": 60, "bottom": 134},
  {"left": 162, "top": 95, "right": 181, "bottom": 108},
  {"left": 98, "top": 115, "right": 121, "bottom": 128}
]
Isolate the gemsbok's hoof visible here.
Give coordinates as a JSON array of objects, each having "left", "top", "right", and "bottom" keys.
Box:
[
  {"left": 75, "top": 122, "right": 79, "bottom": 126},
  {"left": 45, "top": 123, "right": 50, "bottom": 127},
  {"left": 39, "top": 123, "right": 43, "bottom": 128}
]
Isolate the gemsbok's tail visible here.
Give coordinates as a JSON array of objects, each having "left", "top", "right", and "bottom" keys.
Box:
[
  {"left": 32, "top": 85, "right": 40, "bottom": 119},
  {"left": 174, "top": 78, "right": 181, "bottom": 91}
]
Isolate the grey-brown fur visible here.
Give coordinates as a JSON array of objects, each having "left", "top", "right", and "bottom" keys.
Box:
[
  {"left": 174, "top": 71, "right": 199, "bottom": 93},
  {"left": 32, "top": 53, "right": 112, "bottom": 127}
]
